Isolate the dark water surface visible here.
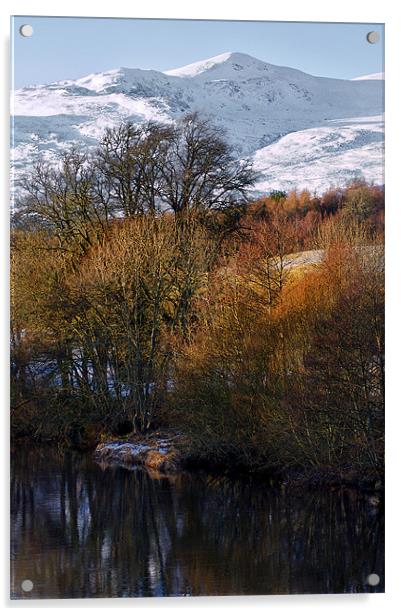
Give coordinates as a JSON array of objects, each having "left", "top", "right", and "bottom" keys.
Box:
[{"left": 11, "top": 447, "right": 384, "bottom": 599}]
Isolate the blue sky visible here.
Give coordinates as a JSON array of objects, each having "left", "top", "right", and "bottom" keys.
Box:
[{"left": 11, "top": 16, "right": 384, "bottom": 88}]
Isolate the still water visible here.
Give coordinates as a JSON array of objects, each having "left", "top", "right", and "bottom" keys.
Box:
[{"left": 11, "top": 447, "right": 384, "bottom": 599}]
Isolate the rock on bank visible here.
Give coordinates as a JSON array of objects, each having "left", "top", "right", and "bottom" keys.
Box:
[{"left": 94, "top": 433, "right": 184, "bottom": 473}]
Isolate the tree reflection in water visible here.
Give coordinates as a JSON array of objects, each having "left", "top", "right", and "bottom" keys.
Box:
[{"left": 11, "top": 447, "right": 384, "bottom": 599}]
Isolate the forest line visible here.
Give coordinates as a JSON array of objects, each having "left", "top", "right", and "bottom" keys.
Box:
[{"left": 11, "top": 114, "right": 384, "bottom": 481}]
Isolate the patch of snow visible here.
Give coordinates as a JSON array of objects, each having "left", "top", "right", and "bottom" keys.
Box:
[
  {"left": 164, "top": 51, "right": 234, "bottom": 77},
  {"left": 157, "top": 448, "right": 169, "bottom": 455},
  {"left": 102, "top": 442, "right": 150, "bottom": 455},
  {"left": 352, "top": 72, "right": 384, "bottom": 81},
  {"left": 284, "top": 245, "right": 384, "bottom": 271},
  {"left": 285, "top": 249, "right": 325, "bottom": 269}
]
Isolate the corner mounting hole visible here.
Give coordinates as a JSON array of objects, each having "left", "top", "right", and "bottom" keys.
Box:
[
  {"left": 366, "top": 573, "right": 380, "bottom": 586},
  {"left": 366, "top": 31, "right": 379, "bottom": 44},
  {"left": 19, "top": 24, "right": 33, "bottom": 38},
  {"left": 21, "top": 579, "right": 33, "bottom": 592}
]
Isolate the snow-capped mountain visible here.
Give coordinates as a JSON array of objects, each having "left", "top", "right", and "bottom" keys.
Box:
[{"left": 11, "top": 52, "right": 384, "bottom": 196}]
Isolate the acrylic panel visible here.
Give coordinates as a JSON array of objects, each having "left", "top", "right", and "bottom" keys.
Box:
[{"left": 10, "top": 16, "right": 384, "bottom": 599}]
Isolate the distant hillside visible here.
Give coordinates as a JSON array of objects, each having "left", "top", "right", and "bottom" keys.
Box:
[{"left": 12, "top": 51, "right": 384, "bottom": 196}]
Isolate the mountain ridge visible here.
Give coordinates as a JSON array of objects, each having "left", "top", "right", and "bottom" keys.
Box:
[{"left": 11, "top": 52, "right": 384, "bottom": 196}]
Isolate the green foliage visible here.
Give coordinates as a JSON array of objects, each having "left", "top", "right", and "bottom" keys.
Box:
[{"left": 269, "top": 189, "right": 287, "bottom": 202}]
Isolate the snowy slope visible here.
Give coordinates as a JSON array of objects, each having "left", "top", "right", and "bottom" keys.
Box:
[
  {"left": 11, "top": 52, "right": 384, "bottom": 196},
  {"left": 252, "top": 115, "right": 384, "bottom": 194},
  {"left": 352, "top": 72, "right": 384, "bottom": 81}
]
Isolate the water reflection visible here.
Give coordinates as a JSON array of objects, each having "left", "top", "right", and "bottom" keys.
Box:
[{"left": 11, "top": 447, "right": 384, "bottom": 599}]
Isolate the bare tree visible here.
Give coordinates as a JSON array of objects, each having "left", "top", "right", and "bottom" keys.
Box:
[
  {"left": 157, "top": 113, "right": 257, "bottom": 215},
  {"left": 94, "top": 122, "right": 174, "bottom": 216},
  {"left": 16, "top": 150, "right": 110, "bottom": 255},
  {"left": 239, "top": 206, "right": 297, "bottom": 309}
]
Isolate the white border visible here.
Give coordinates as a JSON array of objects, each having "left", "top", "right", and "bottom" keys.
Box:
[{"left": 1, "top": 1, "right": 400, "bottom": 613}]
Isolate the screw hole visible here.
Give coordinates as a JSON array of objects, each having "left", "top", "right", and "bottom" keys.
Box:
[
  {"left": 21, "top": 579, "right": 33, "bottom": 592},
  {"left": 19, "top": 25, "right": 33, "bottom": 38},
  {"left": 366, "top": 31, "right": 379, "bottom": 44},
  {"left": 366, "top": 573, "right": 380, "bottom": 586}
]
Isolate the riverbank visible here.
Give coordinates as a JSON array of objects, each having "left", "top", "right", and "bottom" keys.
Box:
[
  {"left": 92, "top": 430, "right": 383, "bottom": 491},
  {"left": 11, "top": 428, "right": 383, "bottom": 490}
]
